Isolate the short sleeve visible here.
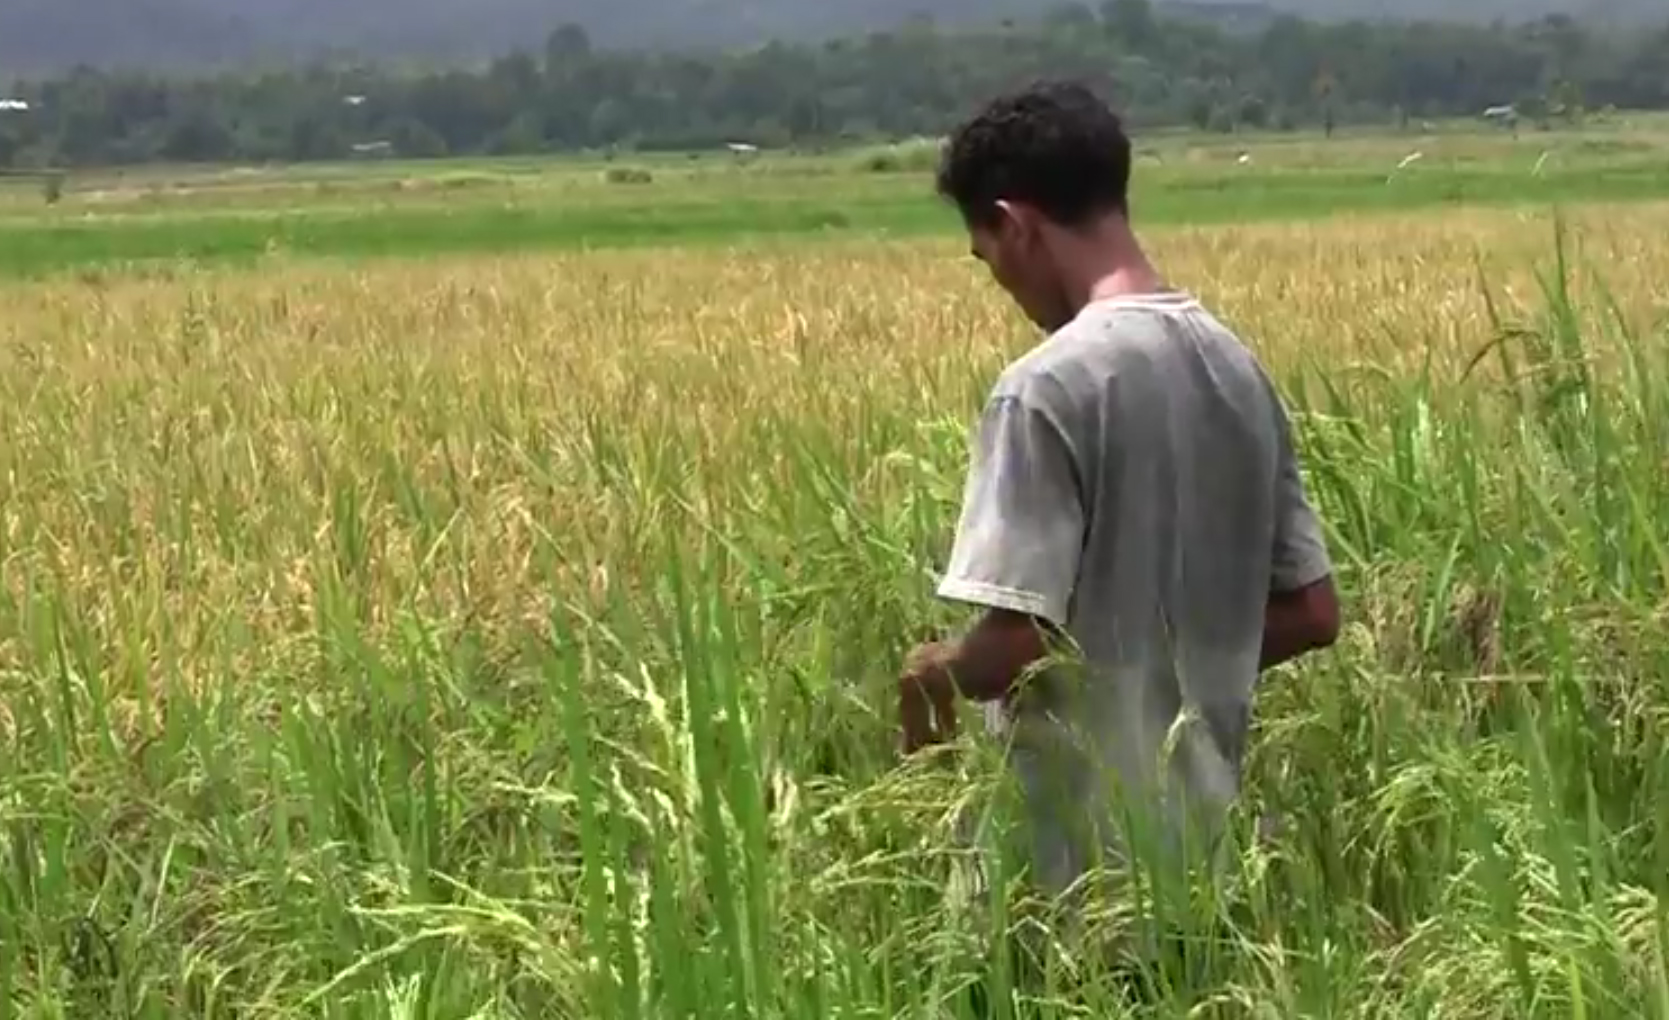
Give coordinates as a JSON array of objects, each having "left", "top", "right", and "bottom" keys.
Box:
[
  {"left": 936, "top": 395, "right": 1085, "bottom": 628},
  {"left": 1270, "top": 399, "right": 1333, "bottom": 592}
]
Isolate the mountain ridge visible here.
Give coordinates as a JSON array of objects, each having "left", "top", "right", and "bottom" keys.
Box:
[{"left": 1, "top": 0, "right": 1659, "bottom": 76}]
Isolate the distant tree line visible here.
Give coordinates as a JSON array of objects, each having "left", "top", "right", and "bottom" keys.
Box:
[{"left": 2, "top": 0, "right": 1667, "bottom": 168}]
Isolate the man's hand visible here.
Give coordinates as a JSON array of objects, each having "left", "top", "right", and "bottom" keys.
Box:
[
  {"left": 898, "top": 640, "right": 959, "bottom": 756},
  {"left": 895, "top": 611, "right": 1055, "bottom": 756}
]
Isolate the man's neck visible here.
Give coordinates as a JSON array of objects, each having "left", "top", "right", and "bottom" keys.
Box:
[
  {"left": 1057, "top": 216, "right": 1169, "bottom": 312},
  {"left": 1084, "top": 266, "right": 1173, "bottom": 305}
]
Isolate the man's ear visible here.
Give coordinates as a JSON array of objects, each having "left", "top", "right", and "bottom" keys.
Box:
[
  {"left": 991, "top": 199, "right": 1027, "bottom": 239},
  {"left": 995, "top": 199, "right": 1051, "bottom": 257}
]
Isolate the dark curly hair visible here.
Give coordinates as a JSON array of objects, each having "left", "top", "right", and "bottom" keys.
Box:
[{"left": 935, "top": 80, "right": 1133, "bottom": 229}]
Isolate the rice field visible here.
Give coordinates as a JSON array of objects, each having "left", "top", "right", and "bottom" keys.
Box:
[
  {"left": 4, "top": 112, "right": 1669, "bottom": 279},
  {"left": 5, "top": 131, "right": 1669, "bottom": 1018}
]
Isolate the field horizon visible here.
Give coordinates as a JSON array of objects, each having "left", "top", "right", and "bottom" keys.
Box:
[{"left": 4, "top": 113, "right": 1669, "bottom": 279}]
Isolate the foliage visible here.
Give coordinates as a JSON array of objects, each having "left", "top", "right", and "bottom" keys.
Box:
[{"left": 1, "top": 4, "right": 1667, "bottom": 166}]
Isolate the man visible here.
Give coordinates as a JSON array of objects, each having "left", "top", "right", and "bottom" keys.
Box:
[{"left": 899, "top": 81, "right": 1341, "bottom": 898}]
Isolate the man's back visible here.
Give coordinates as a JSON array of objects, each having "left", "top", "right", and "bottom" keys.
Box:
[{"left": 937, "top": 292, "right": 1332, "bottom": 893}]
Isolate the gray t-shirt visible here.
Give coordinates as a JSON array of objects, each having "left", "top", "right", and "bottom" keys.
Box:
[{"left": 936, "top": 291, "right": 1332, "bottom": 895}]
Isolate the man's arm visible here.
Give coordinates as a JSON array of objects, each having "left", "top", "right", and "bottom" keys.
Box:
[
  {"left": 901, "top": 390, "right": 1084, "bottom": 749},
  {"left": 1262, "top": 395, "right": 1340, "bottom": 672},
  {"left": 913, "top": 608, "right": 1056, "bottom": 705},
  {"left": 1261, "top": 577, "right": 1339, "bottom": 671}
]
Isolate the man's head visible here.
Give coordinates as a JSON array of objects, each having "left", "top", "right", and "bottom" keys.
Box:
[{"left": 935, "top": 81, "right": 1135, "bottom": 332}]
